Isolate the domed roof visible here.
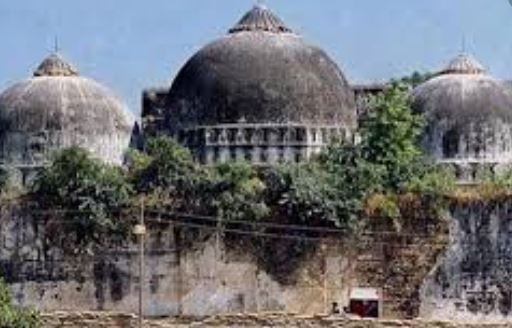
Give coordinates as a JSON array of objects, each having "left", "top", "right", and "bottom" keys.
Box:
[
  {"left": 166, "top": 5, "right": 356, "bottom": 132},
  {"left": 412, "top": 54, "right": 512, "bottom": 124},
  {"left": 0, "top": 53, "right": 133, "bottom": 166}
]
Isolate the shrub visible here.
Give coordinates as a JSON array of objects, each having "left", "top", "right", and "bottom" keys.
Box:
[
  {"left": 32, "top": 147, "right": 132, "bottom": 252},
  {"left": 130, "top": 136, "right": 209, "bottom": 211},
  {"left": 360, "top": 84, "right": 426, "bottom": 190},
  {"left": 0, "top": 278, "right": 40, "bottom": 328},
  {"left": 209, "top": 162, "right": 269, "bottom": 223}
]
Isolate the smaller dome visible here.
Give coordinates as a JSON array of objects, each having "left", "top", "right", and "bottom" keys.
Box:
[
  {"left": 412, "top": 54, "right": 512, "bottom": 180},
  {"left": 0, "top": 53, "right": 134, "bottom": 175},
  {"left": 412, "top": 53, "right": 512, "bottom": 124}
]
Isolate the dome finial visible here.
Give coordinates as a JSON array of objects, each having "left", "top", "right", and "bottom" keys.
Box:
[
  {"left": 54, "top": 35, "right": 60, "bottom": 54},
  {"left": 33, "top": 52, "right": 79, "bottom": 77},
  {"left": 255, "top": 0, "right": 267, "bottom": 9},
  {"left": 437, "top": 53, "right": 487, "bottom": 76},
  {"left": 229, "top": 4, "right": 293, "bottom": 34}
]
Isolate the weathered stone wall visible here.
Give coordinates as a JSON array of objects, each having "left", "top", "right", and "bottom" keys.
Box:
[
  {"left": 5, "top": 199, "right": 512, "bottom": 322},
  {"left": 10, "top": 238, "right": 352, "bottom": 317},
  {"left": 420, "top": 201, "right": 512, "bottom": 322},
  {"left": 41, "top": 312, "right": 512, "bottom": 328},
  {"left": 355, "top": 218, "right": 449, "bottom": 319},
  {"left": 0, "top": 206, "right": 356, "bottom": 317}
]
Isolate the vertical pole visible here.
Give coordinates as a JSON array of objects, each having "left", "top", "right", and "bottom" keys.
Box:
[
  {"left": 323, "top": 244, "right": 328, "bottom": 314},
  {"left": 215, "top": 211, "right": 221, "bottom": 284},
  {"left": 54, "top": 36, "right": 59, "bottom": 53},
  {"left": 138, "top": 198, "right": 145, "bottom": 328},
  {"left": 323, "top": 265, "right": 327, "bottom": 314},
  {"left": 216, "top": 217, "right": 220, "bottom": 259}
]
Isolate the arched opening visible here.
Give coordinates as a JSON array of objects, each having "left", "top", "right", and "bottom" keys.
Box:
[{"left": 442, "top": 129, "right": 459, "bottom": 158}]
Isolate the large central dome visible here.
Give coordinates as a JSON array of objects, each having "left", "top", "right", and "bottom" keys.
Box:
[{"left": 165, "top": 4, "right": 356, "bottom": 134}]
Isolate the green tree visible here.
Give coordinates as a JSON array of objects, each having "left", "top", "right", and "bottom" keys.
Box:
[
  {"left": 32, "top": 147, "right": 132, "bottom": 252},
  {"left": 135, "top": 137, "right": 200, "bottom": 192},
  {"left": 264, "top": 164, "right": 340, "bottom": 226},
  {"left": 209, "top": 162, "right": 269, "bottom": 223},
  {"left": 317, "top": 142, "right": 385, "bottom": 228},
  {"left": 315, "top": 85, "right": 454, "bottom": 229},
  {"left": 0, "top": 278, "right": 40, "bottom": 328},
  {"left": 360, "top": 84, "right": 426, "bottom": 190},
  {"left": 130, "top": 136, "right": 209, "bottom": 211},
  {"left": 393, "top": 71, "right": 433, "bottom": 88}
]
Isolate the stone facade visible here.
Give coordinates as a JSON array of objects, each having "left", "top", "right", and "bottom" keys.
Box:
[
  {"left": 142, "top": 86, "right": 366, "bottom": 164},
  {"left": 422, "top": 120, "right": 512, "bottom": 182},
  {"left": 0, "top": 203, "right": 443, "bottom": 320},
  {"left": 141, "top": 88, "right": 168, "bottom": 140},
  {"left": 4, "top": 200, "right": 512, "bottom": 322},
  {"left": 142, "top": 89, "right": 351, "bottom": 164},
  {"left": 41, "top": 312, "right": 512, "bottom": 328},
  {"left": 420, "top": 201, "right": 512, "bottom": 322},
  {"left": 0, "top": 132, "right": 132, "bottom": 185},
  {"left": 0, "top": 206, "right": 352, "bottom": 317},
  {"left": 177, "top": 124, "right": 349, "bottom": 165}
]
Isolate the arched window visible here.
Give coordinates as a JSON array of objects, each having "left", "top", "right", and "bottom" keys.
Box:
[
  {"left": 244, "top": 148, "right": 252, "bottom": 162},
  {"left": 230, "top": 147, "right": 237, "bottom": 160},
  {"left": 260, "top": 148, "right": 268, "bottom": 163},
  {"left": 442, "top": 129, "right": 459, "bottom": 158}
]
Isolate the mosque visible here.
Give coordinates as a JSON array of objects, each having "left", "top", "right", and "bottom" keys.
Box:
[{"left": 1, "top": 4, "right": 512, "bottom": 183}]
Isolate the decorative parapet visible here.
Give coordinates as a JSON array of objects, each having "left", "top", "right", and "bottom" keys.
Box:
[{"left": 175, "top": 123, "right": 351, "bottom": 164}]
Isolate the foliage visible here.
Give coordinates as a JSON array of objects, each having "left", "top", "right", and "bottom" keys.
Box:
[
  {"left": 360, "top": 85, "right": 456, "bottom": 223},
  {"left": 365, "top": 193, "right": 400, "bottom": 219},
  {"left": 452, "top": 167, "right": 512, "bottom": 203},
  {"left": 209, "top": 162, "right": 269, "bottom": 223},
  {"left": 221, "top": 164, "right": 331, "bottom": 284},
  {"left": 135, "top": 137, "right": 199, "bottom": 191},
  {"left": 21, "top": 84, "right": 454, "bottom": 264},
  {"left": 404, "top": 163, "right": 455, "bottom": 197},
  {"left": 312, "top": 85, "right": 455, "bottom": 231},
  {"left": 131, "top": 137, "right": 267, "bottom": 222},
  {"left": 365, "top": 193, "right": 402, "bottom": 231},
  {"left": 360, "top": 84, "right": 426, "bottom": 190},
  {"left": 0, "top": 278, "right": 41, "bottom": 328},
  {"left": 23, "top": 84, "right": 454, "bottom": 273},
  {"left": 393, "top": 71, "right": 433, "bottom": 88},
  {"left": 32, "top": 147, "right": 132, "bottom": 252},
  {"left": 131, "top": 136, "right": 209, "bottom": 211},
  {"left": 481, "top": 166, "right": 512, "bottom": 191},
  {"left": 262, "top": 164, "right": 337, "bottom": 226},
  {"left": 124, "top": 148, "right": 152, "bottom": 186},
  {"left": 316, "top": 143, "right": 385, "bottom": 228},
  {"left": 363, "top": 165, "right": 455, "bottom": 232}
]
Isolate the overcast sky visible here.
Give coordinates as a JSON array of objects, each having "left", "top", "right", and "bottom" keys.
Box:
[{"left": 0, "top": 0, "right": 511, "bottom": 113}]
